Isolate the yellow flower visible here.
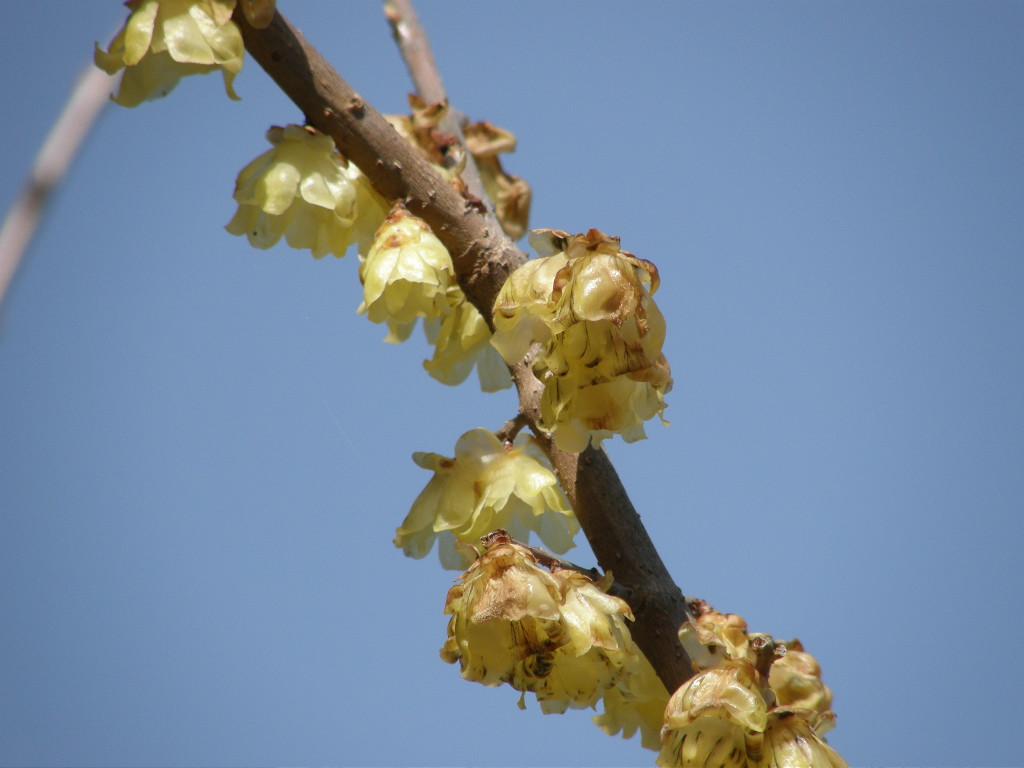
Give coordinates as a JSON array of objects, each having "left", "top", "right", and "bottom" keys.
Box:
[
  {"left": 693, "top": 610, "right": 755, "bottom": 664},
  {"left": 95, "top": 0, "right": 244, "bottom": 107},
  {"left": 359, "top": 205, "right": 454, "bottom": 343},
  {"left": 423, "top": 289, "right": 512, "bottom": 392},
  {"left": 442, "top": 535, "right": 658, "bottom": 718},
  {"left": 226, "top": 125, "right": 387, "bottom": 258},
  {"left": 440, "top": 535, "right": 565, "bottom": 685},
  {"left": 356, "top": 206, "right": 510, "bottom": 391},
  {"left": 490, "top": 252, "right": 567, "bottom": 363},
  {"left": 751, "top": 714, "right": 847, "bottom": 768},
  {"left": 394, "top": 430, "right": 577, "bottom": 570},
  {"left": 768, "top": 644, "right": 834, "bottom": 723},
  {"left": 491, "top": 228, "right": 672, "bottom": 452},
  {"left": 540, "top": 371, "right": 670, "bottom": 454},
  {"left": 658, "top": 662, "right": 766, "bottom": 768},
  {"left": 594, "top": 649, "right": 669, "bottom": 751}
]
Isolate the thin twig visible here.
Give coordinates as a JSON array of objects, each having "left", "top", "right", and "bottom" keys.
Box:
[
  {"left": 495, "top": 412, "right": 530, "bottom": 444},
  {"left": 383, "top": 0, "right": 496, "bottom": 225},
  {"left": 0, "top": 64, "right": 117, "bottom": 309},
  {"left": 235, "top": 6, "right": 696, "bottom": 690}
]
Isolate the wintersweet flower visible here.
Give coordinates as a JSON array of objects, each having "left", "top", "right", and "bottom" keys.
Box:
[
  {"left": 95, "top": 0, "right": 244, "bottom": 107},
  {"left": 440, "top": 535, "right": 565, "bottom": 684},
  {"left": 768, "top": 643, "right": 834, "bottom": 722},
  {"left": 226, "top": 125, "right": 386, "bottom": 258},
  {"left": 593, "top": 644, "right": 669, "bottom": 750},
  {"left": 490, "top": 228, "right": 672, "bottom": 452},
  {"left": 356, "top": 205, "right": 510, "bottom": 391},
  {"left": 658, "top": 662, "right": 767, "bottom": 768},
  {"left": 540, "top": 370, "right": 670, "bottom": 454},
  {"left": 359, "top": 205, "right": 454, "bottom": 343},
  {"left": 442, "top": 534, "right": 660, "bottom": 727},
  {"left": 423, "top": 289, "right": 512, "bottom": 392},
  {"left": 394, "top": 431, "right": 577, "bottom": 570},
  {"left": 752, "top": 713, "right": 847, "bottom": 768}
]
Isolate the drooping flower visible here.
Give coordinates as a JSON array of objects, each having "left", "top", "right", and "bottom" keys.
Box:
[
  {"left": 95, "top": 0, "right": 244, "bottom": 107},
  {"left": 659, "top": 662, "right": 767, "bottom": 768},
  {"left": 768, "top": 643, "right": 834, "bottom": 721},
  {"left": 659, "top": 605, "right": 848, "bottom": 768},
  {"left": 356, "top": 206, "right": 511, "bottom": 391},
  {"left": 226, "top": 125, "right": 387, "bottom": 258},
  {"left": 491, "top": 228, "right": 672, "bottom": 452},
  {"left": 442, "top": 533, "right": 663, "bottom": 740},
  {"left": 751, "top": 712, "right": 847, "bottom": 768},
  {"left": 358, "top": 204, "right": 454, "bottom": 343},
  {"left": 394, "top": 430, "right": 577, "bottom": 570},
  {"left": 423, "top": 289, "right": 512, "bottom": 392},
  {"left": 594, "top": 647, "right": 670, "bottom": 751}
]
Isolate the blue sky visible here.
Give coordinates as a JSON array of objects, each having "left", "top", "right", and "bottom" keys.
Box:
[{"left": 1, "top": 2, "right": 1022, "bottom": 765}]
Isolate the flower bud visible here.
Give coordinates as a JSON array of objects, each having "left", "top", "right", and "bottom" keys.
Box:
[
  {"left": 754, "top": 714, "right": 847, "bottom": 768},
  {"left": 359, "top": 205, "right": 454, "bottom": 342},
  {"left": 442, "top": 534, "right": 658, "bottom": 726},
  {"left": 658, "top": 663, "right": 766, "bottom": 768},
  {"left": 768, "top": 646, "right": 834, "bottom": 724}
]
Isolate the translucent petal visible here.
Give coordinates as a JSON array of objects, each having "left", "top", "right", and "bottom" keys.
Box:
[{"left": 123, "top": 0, "right": 160, "bottom": 65}]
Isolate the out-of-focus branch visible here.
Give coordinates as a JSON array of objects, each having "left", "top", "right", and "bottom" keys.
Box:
[
  {"left": 384, "top": 0, "right": 495, "bottom": 226},
  {"left": 235, "top": 7, "right": 696, "bottom": 691},
  {"left": 0, "top": 65, "right": 118, "bottom": 308}
]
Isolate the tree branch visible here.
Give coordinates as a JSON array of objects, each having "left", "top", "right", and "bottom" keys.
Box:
[
  {"left": 0, "top": 64, "right": 117, "bottom": 309},
  {"left": 383, "top": 0, "right": 494, "bottom": 227},
  {"left": 235, "top": 7, "right": 696, "bottom": 691}
]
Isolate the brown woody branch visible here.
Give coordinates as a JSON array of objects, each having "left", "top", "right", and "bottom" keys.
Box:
[{"left": 235, "top": 8, "right": 695, "bottom": 691}]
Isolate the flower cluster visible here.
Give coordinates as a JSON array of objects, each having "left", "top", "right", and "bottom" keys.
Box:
[
  {"left": 226, "top": 124, "right": 387, "bottom": 259},
  {"left": 95, "top": 0, "right": 245, "bottom": 107},
  {"left": 661, "top": 607, "right": 845, "bottom": 768},
  {"left": 360, "top": 206, "right": 511, "bottom": 391},
  {"left": 491, "top": 228, "right": 672, "bottom": 452},
  {"left": 394, "top": 429, "right": 577, "bottom": 570},
  {"left": 442, "top": 534, "right": 668, "bottom": 748}
]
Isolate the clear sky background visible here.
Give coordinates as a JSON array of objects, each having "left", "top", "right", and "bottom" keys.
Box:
[{"left": 2, "top": 2, "right": 1022, "bottom": 766}]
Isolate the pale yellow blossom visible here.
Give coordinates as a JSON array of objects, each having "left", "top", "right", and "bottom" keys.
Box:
[
  {"left": 442, "top": 534, "right": 662, "bottom": 738},
  {"left": 395, "top": 430, "right": 577, "bottom": 570},
  {"left": 95, "top": 0, "right": 244, "bottom": 107},
  {"left": 423, "top": 289, "right": 512, "bottom": 392},
  {"left": 491, "top": 228, "right": 672, "bottom": 452},
  {"left": 359, "top": 205, "right": 454, "bottom": 342},
  {"left": 226, "top": 125, "right": 386, "bottom": 258}
]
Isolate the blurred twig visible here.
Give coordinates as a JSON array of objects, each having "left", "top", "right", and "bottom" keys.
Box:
[{"left": 0, "top": 63, "right": 118, "bottom": 308}]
